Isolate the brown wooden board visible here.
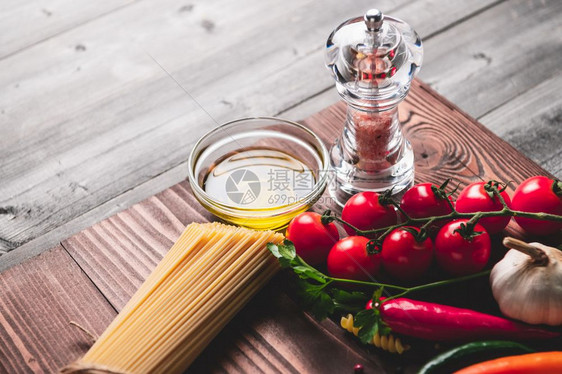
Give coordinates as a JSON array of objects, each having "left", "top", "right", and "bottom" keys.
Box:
[
  {"left": 1, "top": 79, "right": 560, "bottom": 373},
  {"left": 0, "top": 246, "right": 116, "bottom": 373}
]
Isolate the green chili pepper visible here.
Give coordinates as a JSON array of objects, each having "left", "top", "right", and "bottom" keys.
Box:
[{"left": 418, "top": 340, "right": 535, "bottom": 374}]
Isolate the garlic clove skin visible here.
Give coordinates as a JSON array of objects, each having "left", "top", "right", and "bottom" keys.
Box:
[{"left": 491, "top": 241, "right": 562, "bottom": 326}]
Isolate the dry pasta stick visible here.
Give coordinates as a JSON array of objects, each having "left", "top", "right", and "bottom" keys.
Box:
[{"left": 61, "top": 222, "right": 284, "bottom": 374}]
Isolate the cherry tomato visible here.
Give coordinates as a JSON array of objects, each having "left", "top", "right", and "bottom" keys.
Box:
[
  {"left": 435, "top": 220, "right": 491, "bottom": 276},
  {"left": 341, "top": 192, "right": 397, "bottom": 236},
  {"left": 381, "top": 227, "right": 433, "bottom": 281},
  {"left": 400, "top": 183, "right": 454, "bottom": 219},
  {"left": 327, "top": 236, "right": 381, "bottom": 281},
  {"left": 511, "top": 176, "right": 562, "bottom": 235},
  {"left": 455, "top": 182, "right": 512, "bottom": 234},
  {"left": 286, "top": 212, "right": 339, "bottom": 266}
]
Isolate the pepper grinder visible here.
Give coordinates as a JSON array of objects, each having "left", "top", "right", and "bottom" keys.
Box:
[{"left": 325, "top": 9, "right": 423, "bottom": 206}]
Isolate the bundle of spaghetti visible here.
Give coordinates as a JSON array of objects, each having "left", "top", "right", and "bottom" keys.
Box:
[{"left": 61, "top": 222, "right": 284, "bottom": 374}]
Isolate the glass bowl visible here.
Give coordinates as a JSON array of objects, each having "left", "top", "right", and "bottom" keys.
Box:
[{"left": 188, "top": 117, "right": 329, "bottom": 231}]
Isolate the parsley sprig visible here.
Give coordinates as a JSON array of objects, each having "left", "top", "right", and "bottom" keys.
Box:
[
  {"left": 268, "top": 240, "right": 366, "bottom": 319},
  {"left": 268, "top": 179, "right": 562, "bottom": 343},
  {"left": 267, "top": 240, "right": 490, "bottom": 341}
]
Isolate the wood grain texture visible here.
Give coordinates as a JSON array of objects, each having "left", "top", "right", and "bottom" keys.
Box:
[
  {"left": 61, "top": 184, "right": 393, "bottom": 372},
  {"left": 62, "top": 183, "right": 213, "bottom": 310},
  {"left": 0, "top": 0, "right": 496, "bottom": 256},
  {"left": 419, "top": 0, "right": 562, "bottom": 119},
  {"left": 0, "top": 0, "right": 384, "bottom": 252},
  {"left": 300, "top": 81, "right": 554, "bottom": 245},
  {"left": 52, "top": 81, "right": 558, "bottom": 373},
  {"left": 403, "top": 80, "right": 556, "bottom": 241},
  {"left": 480, "top": 74, "right": 562, "bottom": 178},
  {"left": 190, "top": 285, "right": 394, "bottom": 374},
  {"left": 0, "top": 0, "right": 133, "bottom": 59},
  {"left": 0, "top": 0, "right": 560, "bottom": 370},
  {"left": 0, "top": 245, "right": 116, "bottom": 373},
  {"left": 0, "top": 164, "right": 190, "bottom": 273}
]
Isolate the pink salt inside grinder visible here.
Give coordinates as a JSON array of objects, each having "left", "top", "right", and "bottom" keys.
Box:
[{"left": 325, "top": 9, "right": 423, "bottom": 206}]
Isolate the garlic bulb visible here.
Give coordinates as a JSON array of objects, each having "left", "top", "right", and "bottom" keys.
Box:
[{"left": 490, "top": 237, "right": 562, "bottom": 326}]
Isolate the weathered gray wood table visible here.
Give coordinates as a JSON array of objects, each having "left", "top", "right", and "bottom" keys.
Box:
[
  {"left": 0, "top": 0, "right": 561, "bottom": 372},
  {"left": 1, "top": 0, "right": 560, "bottom": 267}
]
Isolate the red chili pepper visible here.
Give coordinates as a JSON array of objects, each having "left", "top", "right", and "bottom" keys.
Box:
[{"left": 373, "top": 298, "right": 559, "bottom": 341}]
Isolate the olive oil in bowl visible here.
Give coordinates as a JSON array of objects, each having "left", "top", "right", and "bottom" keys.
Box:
[
  {"left": 204, "top": 147, "right": 316, "bottom": 208},
  {"left": 188, "top": 117, "right": 329, "bottom": 230}
]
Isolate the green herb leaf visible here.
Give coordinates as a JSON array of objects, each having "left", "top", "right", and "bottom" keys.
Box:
[
  {"left": 354, "top": 294, "right": 392, "bottom": 342},
  {"left": 354, "top": 308, "right": 379, "bottom": 344},
  {"left": 296, "top": 280, "right": 334, "bottom": 320},
  {"left": 332, "top": 289, "right": 368, "bottom": 311},
  {"left": 378, "top": 319, "right": 391, "bottom": 336},
  {"left": 267, "top": 243, "right": 288, "bottom": 267},
  {"left": 312, "top": 291, "right": 335, "bottom": 320},
  {"left": 267, "top": 243, "right": 291, "bottom": 267},
  {"left": 292, "top": 265, "right": 327, "bottom": 283},
  {"left": 351, "top": 288, "right": 392, "bottom": 341},
  {"left": 267, "top": 240, "right": 298, "bottom": 268},
  {"left": 373, "top": 287, "right": 384, "bottom": 302},
  {"left": 333, "top": 289, "right": 368, "bottom": 303},
  {"left": 280, "top": 239, "right": 296, "bottom": 259}
]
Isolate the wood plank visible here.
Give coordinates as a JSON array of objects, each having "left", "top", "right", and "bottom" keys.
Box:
[
  {"left": 0, "top": 164, "right": 189, "bottom": 273},
  {"left": 61, "top": 184, "right": 391, "bottom": 372},
  {"left": 480, "top": 74, "right": 562, "bottom": 178},
  {"left": 297, "top": 81, "right": 551, "bottom": 188},
  {"left": 0, "top": 245, "right": 116, "bottom": 373},
  {"left": 405, "top": 81, "right": 551, "bottom": 184},
  {"left": 62, "top": 183, "right": 213, "bottom": 310},
  {"left": 0, "top": 0, "right": 133, "bottom": 59},
  {"left": 190, "top": 285, "right": 394, "bottom": 374},
  {"left": 58, "top": 81, "right": 556, "bottom": 373},
  {"left": 0, "top": 0, "right": 496, "bottom": 256},
  {"left": 278, "top": 0, "right": 562, "bottom": 181},
  {"left": 419, "top": 0, "right": 562, "bottom": 119},
  {"left": 301, "top": 81, "right": 552, "bottom": 243}
]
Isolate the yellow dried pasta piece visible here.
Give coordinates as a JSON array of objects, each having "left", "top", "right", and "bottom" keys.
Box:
[{"left": 340, "top": 314, "right": 410, "bottom": 354}]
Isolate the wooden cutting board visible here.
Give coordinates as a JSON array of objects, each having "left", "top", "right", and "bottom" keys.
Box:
[{"left": 1, "top": 79, "right": 559, "bottom": 374}]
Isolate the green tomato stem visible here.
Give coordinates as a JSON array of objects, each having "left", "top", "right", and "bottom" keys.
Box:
[
  {"left": 390, "top": 199, "right": 412, "bottom": 221},
  {"left": 326, "top": 183, "right": 562, "bottom": 239},
  {"left": 382, "top": 270, "right": 492, "bottom": 302},
  {"left": 356, "top": 207, "right": 562, "bottom": 235},
  {"left": 445, "top": 195, "right": 456, "bottom": 212},
  {"left": 293, "top": 253, "right": 491, "bottom": 298},
  {"left": 326, "top": 276, "right": 409, "bottom": 291},
  {"left": 331, "top": 216, "right": 363, "bottom": 234}
]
